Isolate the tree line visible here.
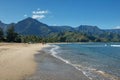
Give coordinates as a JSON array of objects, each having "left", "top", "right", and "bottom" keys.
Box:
[
  {"left": 0, "top": 25, "right": 41, "bottom": 43},
  {"left": 0, "top": 25, "right": 21, "bottom": 42},
  {"left": 0, "top": 25, "right": 120, "bottom": 43}
]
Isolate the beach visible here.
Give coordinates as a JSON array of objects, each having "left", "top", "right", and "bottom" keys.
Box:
[
  {"left": 25, "top": 43, "right": 120, "bottom": 80},
  {"left": 0, "top": 43, "right": 46, "bottom": 80},
  {"left": 0, "top": 43, "right": 90, "bottom": 80},
  {"left": 0, "top": 43, "right": 119, "bottom": 80},
  {"left": 25, "top": 46, "right": 90, "bottom": 80}
]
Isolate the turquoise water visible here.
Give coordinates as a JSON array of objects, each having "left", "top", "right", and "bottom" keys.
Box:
[{"left": 49, "top": 43, "right": 120, "bottom": 80}]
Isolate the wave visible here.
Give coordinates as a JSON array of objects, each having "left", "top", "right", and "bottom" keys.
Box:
[
  {"left": 111, "top": 45, "right": 120, "bottom": 47},
  {"left": 49, "top": 44, "right": 118, "bottom": 80},
  {"left": 50, "top": 45, "right": 70, "bottom": 64}
]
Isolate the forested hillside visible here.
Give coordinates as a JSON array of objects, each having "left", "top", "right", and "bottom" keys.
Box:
[{"left": 0, "top": 17, "right": 120, "bottom": 43}]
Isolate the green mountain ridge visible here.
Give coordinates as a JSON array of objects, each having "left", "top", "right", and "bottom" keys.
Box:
[
  {"left": 0, "top": 17, "right": 120, "bottom": 36},
  {"left": 1, "top": 17, "right": 120, "bottom": 42}
]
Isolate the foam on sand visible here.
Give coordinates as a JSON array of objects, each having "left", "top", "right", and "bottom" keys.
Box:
[{"left": 49, "top": 44, "right": 119, "bottom": 80}]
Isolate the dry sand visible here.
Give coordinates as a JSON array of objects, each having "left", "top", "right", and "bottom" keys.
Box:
[{"left": 0, "top": 43, "right": 46, "bottom": 80}]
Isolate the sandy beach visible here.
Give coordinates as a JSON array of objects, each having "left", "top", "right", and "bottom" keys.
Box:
[
  {"left": 0, "top": 43, "right": 91, "bottom": 80},
  {"left": 0, "top": 43, "right": 46, "bottom": 80}
]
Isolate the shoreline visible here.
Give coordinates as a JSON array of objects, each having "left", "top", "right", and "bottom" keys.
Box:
[
  {"left": 0, "top": 43, "right": 46, "bottom": 80},
  {"left": 25, "top": 45, "right": 90, "bottom": 80},
  {"left": 26, "top": 43, "right": 119, "bottom": 80},
  {"left": 1, "top": 43, "right": 119, "bottom": 80}
]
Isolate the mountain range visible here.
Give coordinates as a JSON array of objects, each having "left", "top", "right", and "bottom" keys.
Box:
[{"left": 0, "top": 17, "right": 120, "bottom": 36}]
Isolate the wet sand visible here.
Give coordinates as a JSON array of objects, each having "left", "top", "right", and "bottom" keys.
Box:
[
  {"left": 26, "top": 48, "right": 90, "bottom": 80},
  {"left": 0, "top": 43, "right": 46, "bottom": 80}
]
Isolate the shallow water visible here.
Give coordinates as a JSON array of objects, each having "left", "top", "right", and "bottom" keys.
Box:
[
  {"left": 25, "top": 48, "right": 89, "bottom": 80},
  {"left": 49, "top": 43, "right": 120, "bottom": 80}
]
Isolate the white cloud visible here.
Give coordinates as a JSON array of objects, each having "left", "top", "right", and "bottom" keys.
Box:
[
  {"left": 114, "top": 26, "right": 120, "bottom": 29},
  {"left": 24, "top": 14, "right": 27, "bottom": 17},
  {"left": 32, "top": 9, "right": 49, "bottom": 19},
  {"left": 32, "top": 11, "right": 36, "bottom": 14},
  {"left": 32, "top": 10, "right": 48, "bottom": 14},
  {"left": 32, "top": 15, "right": 45, "bottom": 19}
]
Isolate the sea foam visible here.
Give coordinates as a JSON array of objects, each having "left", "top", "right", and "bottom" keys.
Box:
[
  {"left": 49, "top": 44, "right": 118, "bottom": 80},
  {"left": 111, "top": 45, "right": 120, "bottom": 47},
  {"left": 49, "top": 45, "right": 94, "bottom": 79}
]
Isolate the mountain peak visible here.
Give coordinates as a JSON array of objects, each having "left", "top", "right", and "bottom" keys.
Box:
[
  {"left": 22, "top": 17, "right": 37, "bottom": 22},
  {"left": 20, "top": 17, "right": 48, "bottom": 26},
  {"left": 25, "top": 17, "right": 35, "bottom": 20},
  {"left": 75, "top": 25, "right": 103, "bottom": 34},
  {"left": 15, "top": 17, "right": 50, "bottom": 36}
]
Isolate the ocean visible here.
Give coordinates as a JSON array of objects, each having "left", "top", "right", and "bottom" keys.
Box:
[{"left": 47, "top": 43, "right": 120, "bottom": 80}]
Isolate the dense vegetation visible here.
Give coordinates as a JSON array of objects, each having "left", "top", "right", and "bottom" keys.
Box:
[
  {"left": 0, "top": 17, "right": 120, "bottom": 43},
  {"left": 0, "top": 27, "right": 4, "bottom": 41},
  {"left": 0, "top": 24, "right": 120, "bottom": 43},
  {"left": 45, "top": 31, "right": 120, "bottom": 42}
]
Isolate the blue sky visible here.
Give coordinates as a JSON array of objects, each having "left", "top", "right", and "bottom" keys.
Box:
[{"left": 0, "top": 0, "right": 120, "bottom": 29}]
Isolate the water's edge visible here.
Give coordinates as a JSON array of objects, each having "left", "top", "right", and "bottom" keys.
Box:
[
  {"left": 48, "top": 43, "right": 120, "bottom": 80},
  {"left": 25, "top": 44, "right": 90, "bottom": 80}
]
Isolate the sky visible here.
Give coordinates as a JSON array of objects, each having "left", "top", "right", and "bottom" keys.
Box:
[{"left": 0, "top": 0, "right": 120, "bottom": 29}]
